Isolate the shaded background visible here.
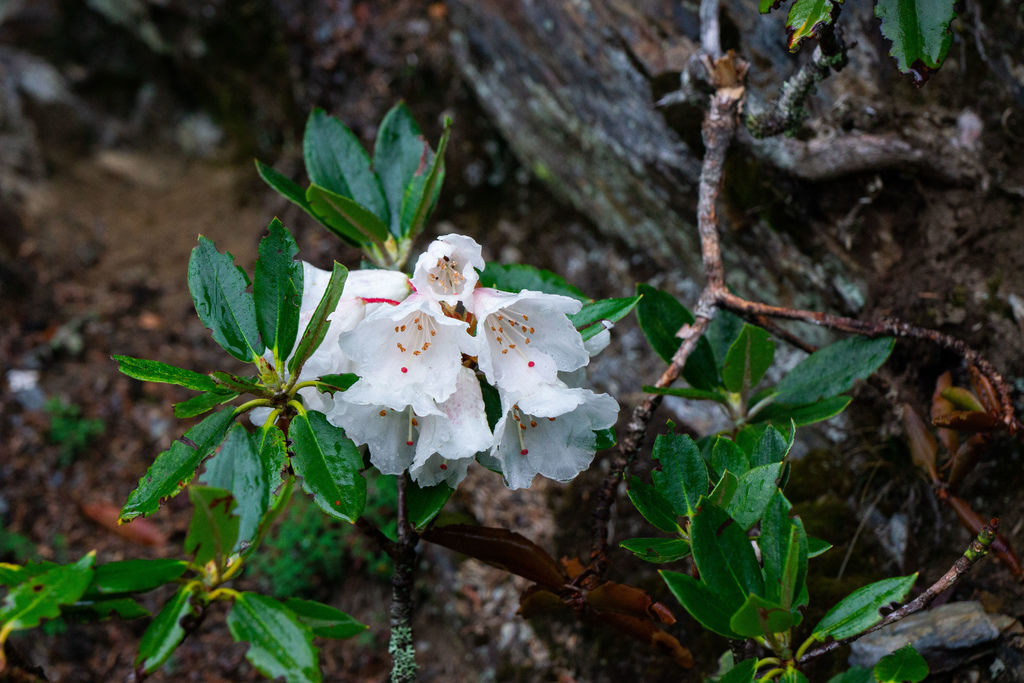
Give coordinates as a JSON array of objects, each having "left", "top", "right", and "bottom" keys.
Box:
[{"left": 1, "top": 0, "right": 1023, "bottom": 680}]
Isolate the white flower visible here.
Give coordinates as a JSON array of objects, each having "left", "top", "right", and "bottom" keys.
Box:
[
  {"left": 338, "top": 294, "right": 476, "bottom": 415},
  {"left": 410, "top": 233, "right": 484, "bottom": 307},
  {"left": 490, "top": 383, "right": 618, "bottom": 490},
  {"left": 472, "top": 288, "right": 589, "bottom": 396}
]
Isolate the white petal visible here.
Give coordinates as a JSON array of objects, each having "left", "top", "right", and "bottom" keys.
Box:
[
  {"left": 583, "top": 323, "right": 612, "bottom": 356},
  {"left": 416, "top": 367, "right": 493, "bottom": 466},
  {"left": 411, "top": 453, "right": 472, "bottom": 488},
  {"left": 411, "top": 234, "right": 484, "bottom": 306}
]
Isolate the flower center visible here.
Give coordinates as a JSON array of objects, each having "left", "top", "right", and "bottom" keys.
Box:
[
  {"left": 487, "top": 308, "right": 536, "bottom": 366},
  {"left": 511, "top": 404, "right": 552, "bottom": 456},
  {"left": 391, "top": 313, "right": 437, "bottom": 374},
  {"left": 428, "top": 255, "right": 464, "bottom": 294}
]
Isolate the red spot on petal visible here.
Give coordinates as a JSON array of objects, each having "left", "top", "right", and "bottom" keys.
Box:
[
  {"left": 528, "top": 361, "right": 535, "bottom": 367},
  {"left": 406, "top": 440, "right": 414, "bottom": 446},
  {"left": 401, "top": 367, "right": 408, "bottom": 373},
  {"left": 520, "top": 448, "right": 529, "bottom": 455},
  {"left": 439, "top": 464, "right": 448, "bottom": 470}
]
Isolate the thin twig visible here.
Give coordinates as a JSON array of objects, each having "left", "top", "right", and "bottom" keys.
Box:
[
  {"left": 388, "top": 475, "right": 419, "bottom": 683},
  {"left": 799, "top": 519, "right": 998, "bottom": 664}
]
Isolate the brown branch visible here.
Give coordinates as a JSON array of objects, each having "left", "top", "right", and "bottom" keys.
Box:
[
  {"left": 388, "top": 475, "right": 419, "bottom": 683},
  {"left": 799, "top": 519, "right": 998, "bottom": 664}
]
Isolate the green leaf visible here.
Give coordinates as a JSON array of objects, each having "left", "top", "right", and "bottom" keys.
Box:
[
  {"left": 254, "top": 219, "right": 303, "bottom": 361},
  {"left": 120, "top": 407, "right": 236, "bottom": 521},
  {"left": 619, "top": 537, "right": 691, "bottom": 563},
  {"left": 826, "top": 668, "right": 876, "bottom": 683},
  {"left": 227, "top": 592, "right": 321, "bottom": 683},
  {"left": 808, "top": 536, "right": 833, "bottom": 558},
  {"left": 135, "top": 584, "right": 198, "bottom": 674},
  {"left": 875, "top": 0, "right": 956, "bottom": 77},
  {"left": 173, "top": 389, "right": 237, "bottom": 419},
  {"left": 786, "top": 0, "right": 843, "bottom": 52},
  {"left": 651, "top": 432, "right": 709, "bottom": 517},
  {"left": 314, "top": 373, "right": 359, "bottom": 394},
  {"left": 374, "top": 102, "right": 431, "bottom": 238},
  {"left": 88, "top": 559, "right": 189, "bottom": 595},
  {"left": 759, "top": 0, "right": 783, "bottom": 13},
  {"left": 185, "top": 486, "right": 239, "bottom": 568},
  {"left": 634, "top": 284, "right": 719, "bottom": 389},
  {"left": 722, "top": 324, "right": 775, "bottom": 394},
  {"left": 594, "top": 426, "right": 617, "bottom": 451},
  {"left": 188, "top": 236, "right": 263, "bottom": 362},
  {"left": 0, "top": 562, "right": 55, "bottom": 587},
  {"left": 645, "top": 386, "right": 728, "bottom": 403},
  {"left": 708, "top": 471, "right": 739, "bottom": 508},
  {"left": 289, "top": 411, "right": 366, "bottom": 523},
  {"left": 478, "top": 263, "right": 587, "bottom": 301},
  {"left": 706, "top": 309, "right": 745, "bottom": 370},
  {"left": 661, "top": 569, "right": 743, "bottom": 639},
  {"left": 754, "top": 395, "right": 852, "bottom": 427},
  {"left": 67, "top": 597, "right": 149, "bottom": 621},
  {"left": 112, "top": 355, "right": 219, "bottom": 392},
  {"left": 781, "top": 670, "right": 809, "bottom": 683},
  {"left": 874, "top": 644, "right": 929, "bottom": 683},
  {"left": 0, "top": 552, "right": 95, "bottom": 634},
  {"left": 288, "top": 262, "right": 348, "bottom": 377},
  {"left": 200, "top": 424, "right": 276, "bottom": 550},
  {"left": 626, "top": 476, "right": 680, "bottom": 533},
  {"left": 303, "top": 108, "right": 387, "bottom": 223},
  {"left": 399, "top": 117, "right": 450, "bottom": 240},
  {"left": 761, "top": 492, "right": 807, "bottom": 606},
  {"left": 690, "top": 502, "right": 764, "bottom": 602},
  {"left": 774, "top": 337, "right": 894, "bottom": 405},
  {"left": 812, "top": 574, "right": 918, "bottom": 640},
  {"left": 568, "top": 296, "right": 642, "bottom": 340},
  {"left": 726, "top": 463, "right": 783, "bottom": 529},
  {"left": 729, "top": 592, "right": 799, "bottom": 637},
  {"left": 255, "top": 422, "right": 289, "bottom": 508},
  {"left": 306, "top": 183, "right": 389, "bottom": 245},
  {"left": 255, "top": 160, "right": 315, "bottom": 215},
  {"left": 720, "top": 657, "right": 758, "bottom": 683},
  {"left": 750, "top": 424, "right": 792, "bottom": 466},
  {"left": 406, "top": 480, "right": 453, "bottom": 531},
  {"left": 712, "top": 436, "right": 749, "bottom": 479},
  {"left": 283, "top": 597, "right": 368, "bottom": 639}
]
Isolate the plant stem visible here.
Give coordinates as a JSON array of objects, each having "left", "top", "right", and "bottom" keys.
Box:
[{"left": 389, "top": 475, "right": 419, "bottom": 682}]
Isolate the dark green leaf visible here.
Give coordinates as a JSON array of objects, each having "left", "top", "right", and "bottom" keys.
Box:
[
  {"left": 786, "top": 0, "right": 842, "bottom": 52},
  {"left": 120, "top": 407, "right": 236, "bottom": 521},
  {"left": 708, "top": 471, "right": 739, "bottom": 508},
  {"left": 812, "top": 574, "right": 918, "bottom": 640},
  {"left": 690, "top": 502, "right": 763, "bottom": 603},
  {"left": 754, "top": 395, "right": 852, "bottom": 427},
  {"left": 406, "top": 480, "right": 453, "bottom": 531},
  {"left": 634, "top": 284, "right": 719, "bottom": 389},
  {"left": 374, "top": 102, "right": 429, "bottom": 237},
  {"left": 89, "top": 559, "right": 189, "bottom": 595},
  {"left": 209, "top": 372, "right": 262, "bottom": 395},
  {"left": 112, "top": 355, "right": 219, "bottom": 392},
  {"left": 759, "top": 0, "right": 782, "bottom": 13},
  {"left": 399, "top": 117, "right": 450, "bottom": 240},
  {"left": 227, "top": 592, "right": 320, "bottom": 682},
  {"left": 289, "top": 411, "right": 366, "bottom": 522},
  {"left": 726, "top": 463, "right": 783, "bottom": 529},
  {"left": 255, "top": 160, "right": 315, "bottom": 215},
  {"left": 303, "top": 108, "right": 387, "bottom": 222},
  {"left": 254, "top": 219, "right": 303, "bottom": 361},
  {"left": 781, "top": 670, "right": 809, "bottom": 683},
  {"left": 874, "top": 644, "right": 929, "bottom": 683},
  {"left": 0, "top": 552, "right": 95, "bottom": 633},
  {"left": 0, "top": 561, "right": 56, "bottom": 587},
  {"left": 314, "top": 373, "right": 358, "bottom": 394},
  {"left": 569, "top": 296, "right": 642, "bottom": 341},
  {"left": 67, "top": 597, "right": 149, "bottom": 621},
  {"left": 135, "top": 584, "right": 198, "bottom": 674},
  {"left": 174, "top": 389, "right": 237, "bottom": 419},
  {"left": 706, "top": 309, "right": 745, "bottom": 370},
  {"left": 200, "top": 424, "right": 274, "bottom": 550},
  {"left": 751, "top": 424, "right": 792, "bottom": 466},
  {"left": 808, "top": 536, "right": 833, "bottom": 558},
  {"left": 185, "top": 486, "right": 239, "bottom": 568},
  {"left": 288, "top": 262, "right": 348, "bottom": 377},
  {"left": 644, "top": 386, "right": 727, "bottom": 403},
  {"left": 619, "top": 537, "right": 691, "bottom": 563},
  {"left": 729, "top": 592, "right": 799, "bottom": 637},
  {"left": 478, "top": 263, "right": 586, "bottom": 301},
  {"left": 712, "top": 436, "right": 749, "bottom": 479},
  {"left": 651, "top": 432, "right": 709, "bottom": 517},
  {"left": 774, "top": 337, "right": 894, "bottom": 405},
  {"left": 761, "top": 491, "right": 807, "bottom": 606},
  {"left": 594, "top": 426, "right": 617, "bottom": 451},
  {"left": 626, "top": 476, "right": 680, "bottom": 533},
  {"left": 875, "top": 0, "right": 955, "bottom": 76},
  {"left": 661, "top": 569, "right": 743, "bottom": 639},
  {"left": 188, "top": 236, "right": 263, "bottom": 362},
  {"left": 306, "top": 183, "right": 389, "bottom": 245},
  {"left": 722, "top": 324, "right": 775, "bottom": 394},
  {"left": 720, "top": 657, "right": 758, "bottom": 683},
  {"left": 255, "top": 422, "right": 289, "bottom": 508},
  {"left": 826, "top": 668, "right": 875, "bottom": 683},
  {"left": 283, "top": 597, "right": 368, "bottom": 639}
]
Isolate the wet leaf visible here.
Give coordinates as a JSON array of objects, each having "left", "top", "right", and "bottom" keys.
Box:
[
  {"left": 774, "top": 336, "right": 893, "bottom": 405},
  {"left": 88, "top": 559, "right": 188, "bottom": 595},
  {"left": 720, "top": 657, "right": 758, "bottom": 683},
  {"left": 651, "top": 432, "right": 709, "bottom": 518},
  {"left": 422, "top": 524, "right": 566, "bottom": 590},
  {"left": 0, "top": 552, "right": 95, "bottom": 635},
  {"left": 227, "top": 592, "right": 321, "bottom": 682},
  {"left": 753, "top": 395, "right": 852, "bottom": 427},
  {"left": 478, "top": 263, "right": 587, "bottom": 301},
  {"left": 135, "top": 583, "right": 198, "bottom": 674},
  {"left": 712, "top": 437, "right": 749, "bottom": 480},
  {"left": 726, "top": 463, "right": 783, "bottom": 530},
  {"left": 254, "top": 218, "right": 303, "bottom": 361},
  {"left": 119, "top": 407, "right": 236, "bottom": 522},
  {"left": 304, "top": 108, "right": 387, "bottom": 224},
  {"left": 306, "top": 183, "right": 389, "bottom": 245},
  {"left": 661, "top": 569, "right": 743, "bottom": 639},
  {"left": 645, "top": 385, "right": 727, "bottom": 403},
  {"left": 67, "top": 597, "right": 149, "bottom": 621},
  {"left": 374, "top": 102, "right": 430, "bottom": 238},
  {"left": 399, "top": 117, "right": 449, "bottom": 240},
  {"left": 313, "top": 373, "right": 358, "bottom": 394},
  {"left": 185, "top": 486, "right": 239, "bottom": 568},
  {"left": 786, "top": 0, "right": 843, "bottom": 52},
  {"left": 111, "top": 355, "right": 218, "bottom": 392},
  {"left": 627, "top": 476, "right": 681, "bottom": 533},
  {"left": 729, "top": 592, "right": 800, "bottom": 637},
  {"left": 188, "top": 236, "right": 263, "bottom": 362},
  {"left": 874, "top": 643, "right": 929, "bottom": 682},
  {"left": 288, "top": 411, "right": 366, "bottom": 523},
  {"left": 812, "top": 574, "right": 917, "bottom": 640},
  {"left": 406, "top": 479, "right": 453, "bottom": 531},
  {"left": 255, "top": 159, "right": 315, "bottom": 216},
  {"left": 875, "top": 0, "right": 956, "bottom": 82},
  {"left": 619, "top": 537, "right": 691, "bottom": 564},
  {"left": 570, "top": 295, "right": 642, "bottom": 340},
  {"left": 721, "top": 324, "right": 775, "bottom": 394},
  {"left": 708, "top": 471, "right": 739, "bottom": 508},
  {"left": 690, "top": 502, "right": 763, "bottom": 603},
  {"left": 173, "top": 389, "right": 238, "bottom": 419},
  {"left": 288, "top": 263, "right": 348, "bottom": 377},
  {"left": 634, "top": 284, "right": 718, "bottom": 389},
  {"left": 283, "top": 597, "right": 367, "bottom": 639}
]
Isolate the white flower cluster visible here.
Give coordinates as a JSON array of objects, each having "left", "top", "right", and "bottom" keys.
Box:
[{"left": 278, "top": 234, "right": 618, "bottom": 489}]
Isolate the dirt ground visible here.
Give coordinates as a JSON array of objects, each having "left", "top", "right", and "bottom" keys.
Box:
[{"left": 2, "top": 1, "right": 1024, "bottom": 682}]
